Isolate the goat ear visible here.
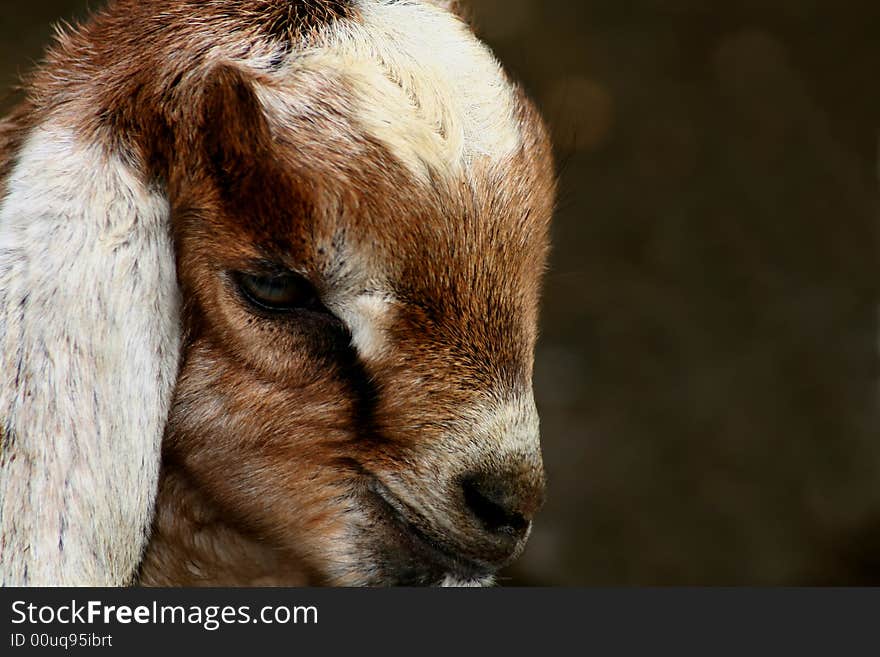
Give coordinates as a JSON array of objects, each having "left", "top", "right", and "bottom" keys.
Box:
[
  {"left": 189, "top": 64, "right": 294, "bottom": 227},
  {"left": 198, "top": 64, "right": 274, "bottom": 190},
  {"left": 0, "top": 116, "right": 181, "bottom": 584}
]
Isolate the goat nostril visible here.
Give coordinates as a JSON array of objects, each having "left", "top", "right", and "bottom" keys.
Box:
[{"left": 461, "top": 475, "right": 531, "bottom": 537}]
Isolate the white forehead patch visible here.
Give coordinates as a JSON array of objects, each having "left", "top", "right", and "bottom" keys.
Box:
[{"left": 286, "top": 0, "right": 521, "bottom": 179}]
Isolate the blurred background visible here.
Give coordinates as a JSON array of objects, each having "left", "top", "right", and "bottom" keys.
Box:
[{"left": 2, "top": 1, "right": 878, "bottom": 585}]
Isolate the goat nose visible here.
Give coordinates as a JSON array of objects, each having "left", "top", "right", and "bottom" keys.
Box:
[{"left": 461, "top": 470, "right": 544, "bottom": 544}]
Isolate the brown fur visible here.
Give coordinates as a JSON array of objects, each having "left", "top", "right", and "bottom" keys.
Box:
[{"left": 2, "top": 0, "right": 555, "bottom": 586}]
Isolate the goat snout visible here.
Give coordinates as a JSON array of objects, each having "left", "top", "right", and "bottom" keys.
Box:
[
  {"left": 462, "top": 471, "right": 540, "bottom": 538},
  {"left": 459, "top": 466, "right": 545, "bottom": 565},
  {"left": 367, "top": 451, "right": 545, "bottom": 582}
]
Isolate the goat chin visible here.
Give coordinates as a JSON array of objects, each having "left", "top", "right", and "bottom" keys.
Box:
[
  {"left": 0, "top": 0, "right": 556, "bottom": 587},
  {"left": 441, "top": 576, "right": 496, "bottom": 588}
]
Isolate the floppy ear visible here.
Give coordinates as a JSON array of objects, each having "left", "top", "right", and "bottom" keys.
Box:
[{"left": 0, "top": 117, "right": 181, "bottom": 584}]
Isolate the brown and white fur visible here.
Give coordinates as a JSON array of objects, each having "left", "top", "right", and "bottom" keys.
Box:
[{"left": 0, "top": 0, "right": 555, "bottom": 586}]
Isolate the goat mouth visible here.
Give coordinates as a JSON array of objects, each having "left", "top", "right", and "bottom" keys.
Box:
[{"left": 365, "top": 478, "right": 494, "bottom": 586}]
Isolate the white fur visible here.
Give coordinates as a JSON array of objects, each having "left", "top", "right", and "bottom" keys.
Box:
[
  {"left": 0, "top": 125, "right": 180, "bottom": 585},
  {"left": 440, "top": 575, "right": 495, "bottom": 587},
  {"left": 334, "top": 293, "right": 396, "bottom": 362},
  {"left": 475, "top": 393, "right": 542, "bottom": 461},
  {"left": 279, "top": 0, "right": 521, "bottom": 180}
]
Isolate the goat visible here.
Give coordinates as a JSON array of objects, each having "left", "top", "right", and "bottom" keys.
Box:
[{"left": 0, "top": 0, "right": 556, "bottom": 586}]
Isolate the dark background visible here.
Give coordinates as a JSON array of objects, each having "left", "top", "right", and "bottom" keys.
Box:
[{"left": 3, "top": 1, "right": 878, "bottom": 585}]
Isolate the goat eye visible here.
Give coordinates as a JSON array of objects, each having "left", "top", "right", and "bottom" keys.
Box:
[{"left": 233, "top": 271, "right": 322, "bottom": 313}]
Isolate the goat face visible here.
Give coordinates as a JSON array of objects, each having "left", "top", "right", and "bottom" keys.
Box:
[{"left": 0, "top": 0, "right": 555, "bottom": 587}]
